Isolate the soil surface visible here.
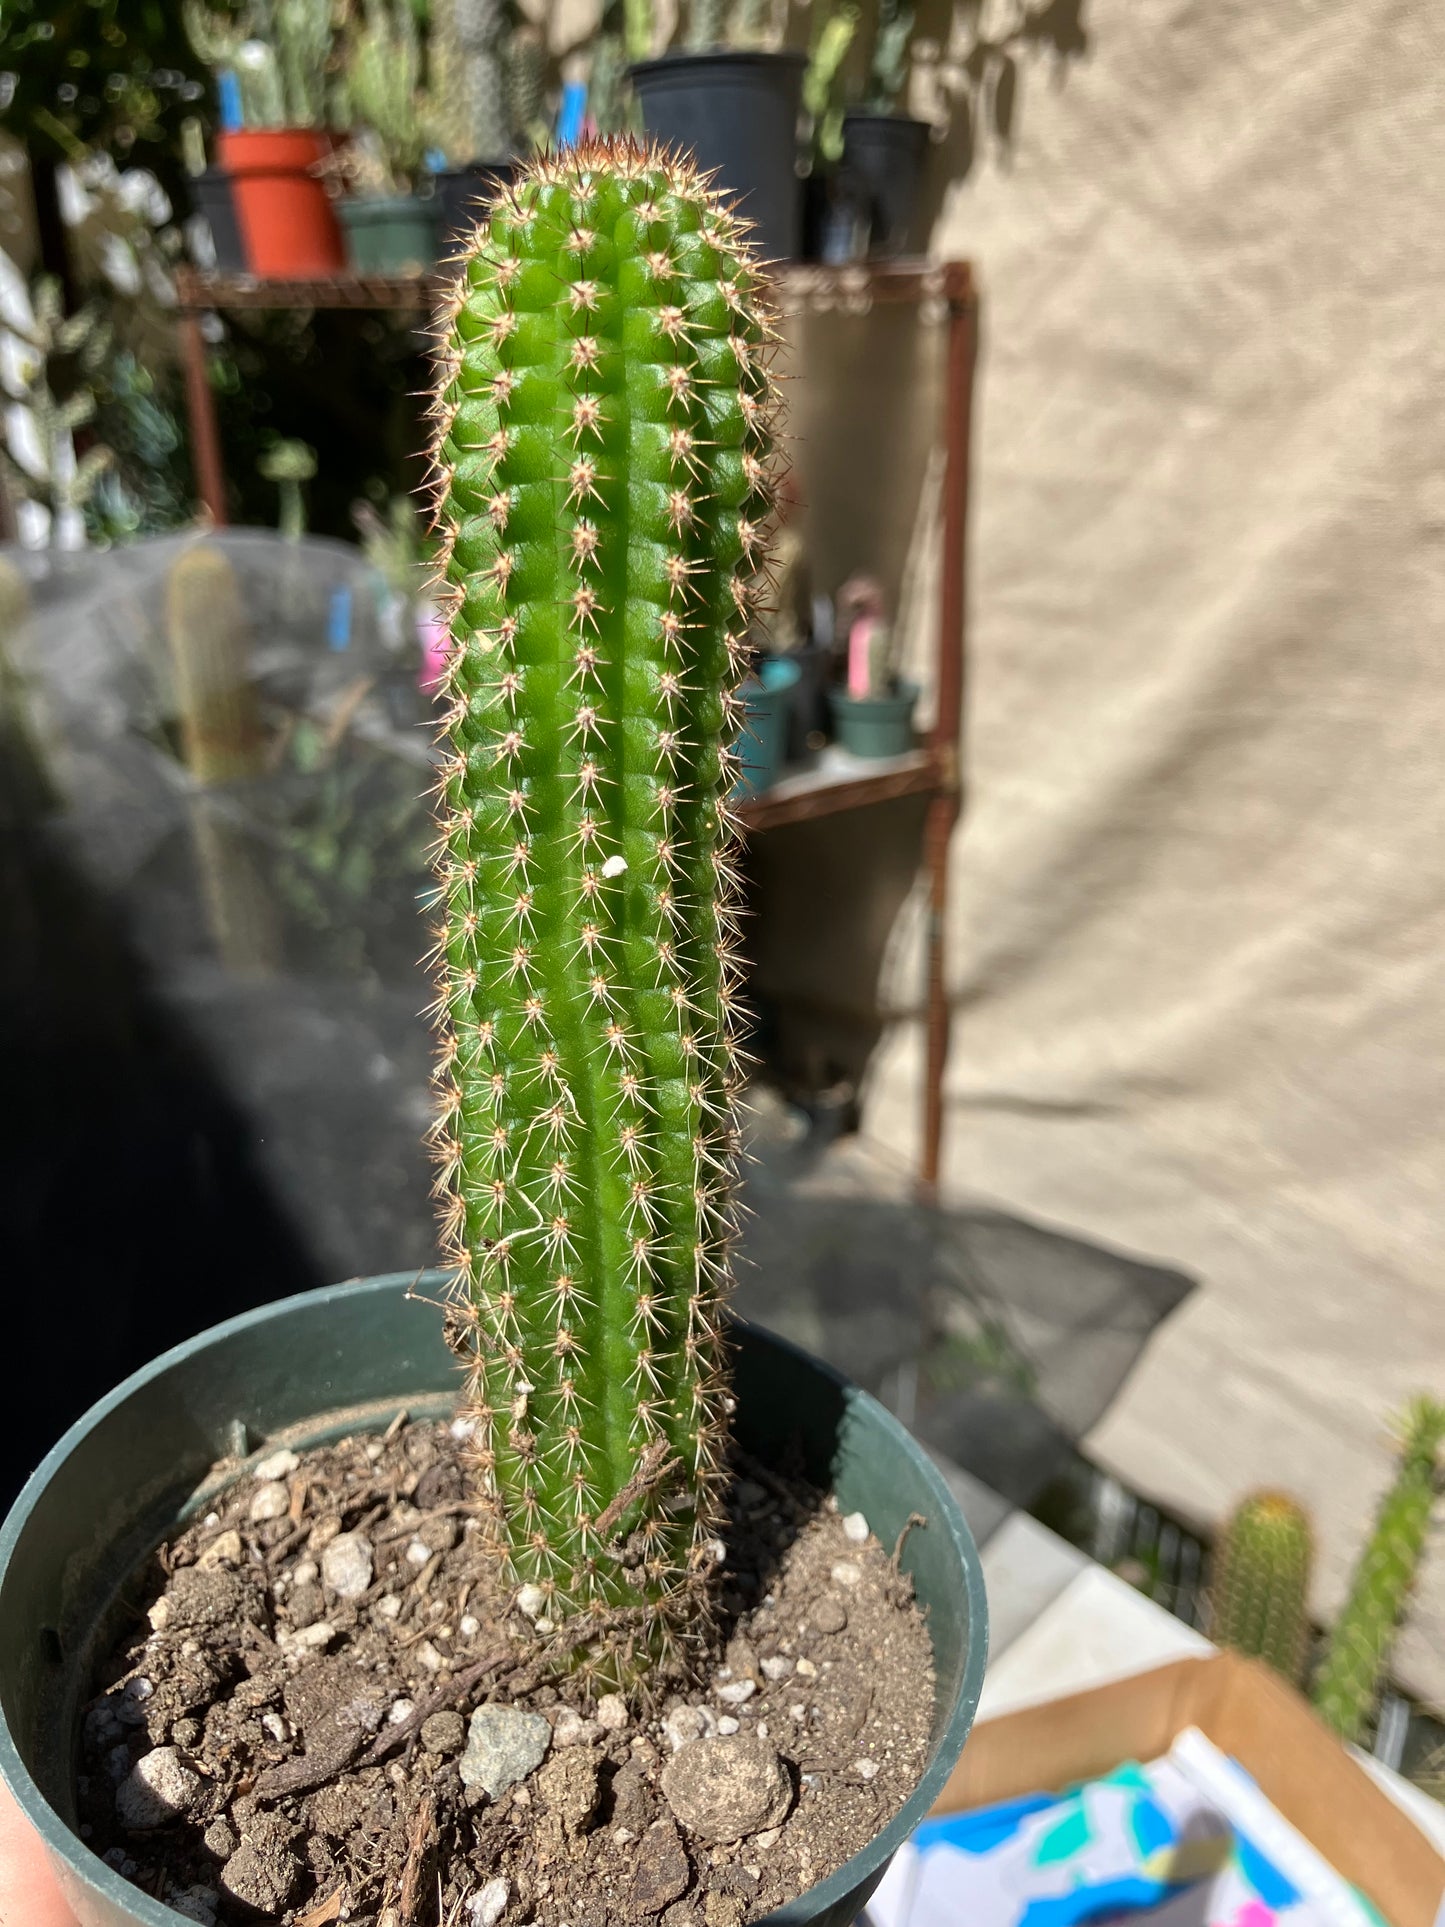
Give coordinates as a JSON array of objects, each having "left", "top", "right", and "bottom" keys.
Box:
[{"left": 79, "top": 1418, "right": 935, "bottom": 1926}]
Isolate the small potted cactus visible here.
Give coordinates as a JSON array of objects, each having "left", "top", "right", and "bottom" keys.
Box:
[
  {"left": 185, "top": 0, "right": 347, "bottom": 278},
  {"left": 427, "top": 0, "right": 530, "bottom": 257},
  {"left": 0, "top": 145, "right": 985, "bottom": 1927},
  {"left": 828, "top": 574, "right": 919, "bottom": 758},
  {"left": 1208, "top": 1490, "right": 1313, "bottom": 1685},
  {"left": 627, "top": 0, "right": 808, "bottom": 261},
  {"left": 336, "top": 0, "right": 442, "bottom": 274},
  {"left": 840, "top": 0, "right": 931, "bottom": 257}
]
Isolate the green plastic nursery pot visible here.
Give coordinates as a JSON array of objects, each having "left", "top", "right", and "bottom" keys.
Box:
[
  {"left": 339, "top": 195, "right": 441, "bottom": 274},
  {"left": 0, "top": 1275, "right": 987, "bottom": 1927},
  {"left": 829, "top": 682, "right": 920, "bottom": 760}
]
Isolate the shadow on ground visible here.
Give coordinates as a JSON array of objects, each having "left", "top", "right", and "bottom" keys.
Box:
[{"left": 733, "top": 1106, "right": 1195, "bottom": 1513}]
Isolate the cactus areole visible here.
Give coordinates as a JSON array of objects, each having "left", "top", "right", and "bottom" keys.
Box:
[{"left": 426, "top": 142, "right": 778, "bottom": 1684}]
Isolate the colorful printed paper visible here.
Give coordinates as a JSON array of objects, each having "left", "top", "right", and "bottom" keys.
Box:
[{"left": 868, "top": 1728, "right": 1383, "bottom": 1927}]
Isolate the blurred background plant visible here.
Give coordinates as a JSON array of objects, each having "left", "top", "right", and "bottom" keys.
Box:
[
  {"left": 182, "top": 0, "right": 341, "bottom": 130},
  {"left": 0, "top": 276, "right": 114, "bottom": 547}
]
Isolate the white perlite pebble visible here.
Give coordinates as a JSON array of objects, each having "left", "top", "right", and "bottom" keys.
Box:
[
  {"left": 663, "top": 1705, "right": 706, "bottom": 1752},
  {"left": 261, "top": 1713, "right": 291, "bottom": 1744},
  {"left": 715, "top": 1679, "right": 755, "bottom": 1706},
  {"left": 760, "top": 1656, "right": 792, "bottom": 1681},
  {"left": 252, "top": 1447, "right": 299, "bottom": 1483},
  {"left": 291, "top": 1559, "right": 319, "bottom": 1588},
  {"left": 415, "top": 1640, "right": 445, "bottom": 1673},
  {"left": 841, "top": 1512, "right": 869, "bottom": 1545},
  {"left": 794, "top": 1658, "right": 817, "bottom": 1679},
  {"left": 595, "top": 1693, "right": 628, "bottom": 1732},
  {"left": 389, "top": 1699, "right": 417, "bottom": 1725},
  {"left": 321, "top": 1532, "right": 374, "bottom": 1598},
  {"left": 716, "top": 1717, "right": 740, "bottom": 1736},
  {"left": 406, "top": 1539, "right": 432, "bottom": 1567},
  {"left": 377, "top": 1595, "right": 403, "bottom": 1620},
  {"left": 829, "top": 1561, "right": 862, "bottom": 1588},
  {"left": 279, "top": 1621, "right": 335, "bottom": 1656},
  {"left": 551, "top": 1707, "right": 601, "bottom": 1748},
  {"left": 516, "top": 1583, "right": 548, "bottom": 1622},
  {"left": 855, "top": 1759, "right": 879, "bottom": 1782},
  {"left": 469, "top": 1877, "right": 510, "bottom": 1927},
  {"left": 248, "top": 1481, "right": 289, "bottom": 1524},
  {"left": 460, "top": 1614, "right": 481, "bottom": 1637},
  {"left": 116, "top": 1749, "right": 201, "bottom": 1830}
]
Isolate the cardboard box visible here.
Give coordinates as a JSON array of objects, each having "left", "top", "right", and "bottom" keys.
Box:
[{"left": 933, "top": 1652, "right": 1445, "bottom": 1927}]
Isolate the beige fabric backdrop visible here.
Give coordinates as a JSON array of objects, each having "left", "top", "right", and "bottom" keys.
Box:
[{"left": 861, "top": 0, "right": 1445, "bottom": 1704}]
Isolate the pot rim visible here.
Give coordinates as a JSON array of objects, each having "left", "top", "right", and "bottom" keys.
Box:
[
  {"left": 628, "top": 48, "right": 809, "bottom": 80},
  {"left": 0, "top": 1275, "right": 987, "bottom": 1927}
]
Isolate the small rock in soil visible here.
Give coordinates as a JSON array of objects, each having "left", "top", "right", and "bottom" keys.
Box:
[
  {"left": 627, "top": 1817, "right": 691, "bottom": 1917},
  {"left": 840, "top": 1513, "right": 869, "bottom": 1545},
  {"left": 661, "top": 1737, "right": 791, "bottom": 1844},
  {"left": 715, "top": 1680, "right": 754, "bottom": 1706},
  {"left": 422, "top": 1711, "right": 466, "bottom": 1756},
  {"left": 115, "top": 1748, "right": 201, "bottom": 1830},
  {"left": 170, "top": 1886, "right": 220, "bottom": 1925},
  {"left": 252, "top": 1448, "right": 300, "bottom": 1483},
  {"left": 460, "top": 1705, "right": 552, "bottom": 1800},
  {"left": 596, "top": 1692, "right": 629, "bottom": 1731},
  {"left": 552, "top": 1705, "right": 602, "bottom": 1747},
  {"left": 221, "top": 1841, "right": 299, "bottom": 1914},
  {"left": 248, "top": 1481, "right": 290, "bottom": 1524},
  {"left": 203, "top": 1816, "right": 237, "bottom": 1859},
  {"left": 195, "top": 1530, "right": 242, "bottom": 1572},
  {"left": 610, "top": 1764, "right": 655, "bottom": 1832},
  {"left": 809, "top": 1595, "right": 848, "bottom": 1635},
  {"left": 537, "top": 1748, "right": 600, "bottom": 1837},
  {"left": 663, "top": 1705, "right": 706, "bottom": 1753},
  {"left": 469, "top": 1876, "right": 510, "bottom": 1926},
  {"left": 319, "top": 1531, "right": 373, "bottom": 1598},
  {"left": 828, "top": 1562, "right": 861, "bottom": 1589}
]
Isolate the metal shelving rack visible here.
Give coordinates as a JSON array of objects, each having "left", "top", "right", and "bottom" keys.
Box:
[{"left": 173, "top": 258, "right": 977, "bottom": 1198}]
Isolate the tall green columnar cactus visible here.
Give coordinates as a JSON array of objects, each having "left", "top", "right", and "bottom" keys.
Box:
[
  {"left": 426, "top": 142, "right": 778, "bottom": 1680},
  {"left": 1209, "top": 1491, "right": 1313, "bottom": 1685},
  {"left": 1312, "top": 1397, "right": 1445, "bottom": 1743}
]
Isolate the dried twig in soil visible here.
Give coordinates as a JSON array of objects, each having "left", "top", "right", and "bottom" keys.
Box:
[{"left": 399, "top": 1789, "right": 438, "bottom": 1924}]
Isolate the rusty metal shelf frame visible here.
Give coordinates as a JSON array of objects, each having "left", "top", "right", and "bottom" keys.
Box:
[{"left": 172, "top": 255, "right": 977, "bottom": 1198}]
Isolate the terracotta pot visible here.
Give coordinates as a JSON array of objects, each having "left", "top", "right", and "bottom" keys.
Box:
[{"left": 217, "top": 128, "right": 344, "bottom": 279}]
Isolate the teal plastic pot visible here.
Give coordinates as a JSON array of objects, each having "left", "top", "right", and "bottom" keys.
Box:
[
  {"left": 339, "top": 194, "right": 440, "bottom": 273},
  {"left": 830, "top": 682, "right": 919, "bottom": 760},
  {"left": 735, "top": 657, "right": 802, "bottom": 798},
  {"left": 0, "top": 1275, "right": 987, "bottom": 1927}
]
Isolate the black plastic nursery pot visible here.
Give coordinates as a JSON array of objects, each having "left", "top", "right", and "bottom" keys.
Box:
[
  {"left": 629, "top": 52, "right": 808, "bottom": 262},
  {"left": 840, "top": 114, "right": 931, "bottom": 258},
  {"left": 190, "top": 168, "right": 248, "bottom": 275},
  {"left": 0, "top": 1274, "right": 987, "bottom": 1927},
  {"left": 435, "top": 161, "right": 518, "bottom": 257}
]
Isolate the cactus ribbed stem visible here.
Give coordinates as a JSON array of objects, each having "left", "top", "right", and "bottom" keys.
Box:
[
  {"left": 426, "top": 142, "right": 778, "bottom": 1681},
  {"left": 1209, "top": 1490, "right": 1312, "bottom": 1684},
  {"left": 1312, "top": 1397, "right": 1445, "bottom": 1743}
]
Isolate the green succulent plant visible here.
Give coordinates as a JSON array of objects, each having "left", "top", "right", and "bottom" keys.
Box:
[
  {"left": 1209, "top": 1490, "right": 1313, "bottom": 1685},
  {"left": 425, "top": 140, "right": 779, "bottom": 1682},
  {"left": 183, "top": 0, "right": 336, "bottom": 128},
  {"left": 346, "top": 0, "right": 429, "bottom": 190},
  {"left": 1312, "top": 1397, "right": 1445, "bottom": 1744}
]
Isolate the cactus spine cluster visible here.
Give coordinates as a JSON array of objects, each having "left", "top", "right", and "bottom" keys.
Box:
[
  {"left": 1312, "top": 1397, "right": 1445, "bottom": 1743},
  {"left": 1209, "top": 1490, "right": 1313, "bottom": 1684},
  {"left": 425, "top": 142, "right": 779, "bottom": 1681}
]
